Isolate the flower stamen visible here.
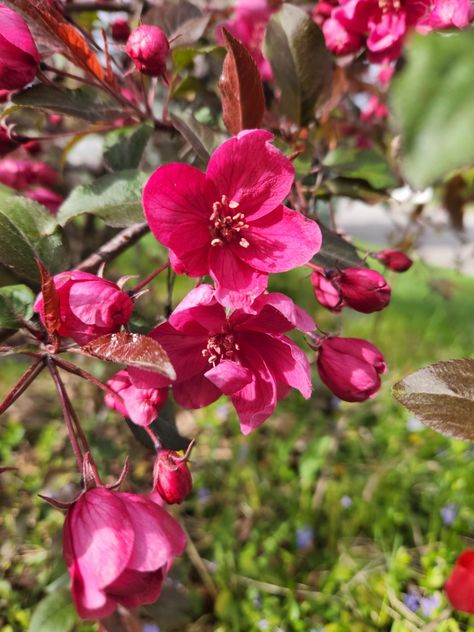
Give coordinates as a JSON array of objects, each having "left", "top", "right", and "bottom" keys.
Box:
[{"left": 209, "top": 196, "right": 249, "bottom": 247}]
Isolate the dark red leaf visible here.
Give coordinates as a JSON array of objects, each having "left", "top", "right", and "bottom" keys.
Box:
[
  {"left": 218, "top": 27, "right": 265, "bottom": 135},
  {"left": 35, "top": 258, "right": 60, "bottom": 336},
  {"left": 82, "top": 332, "right": 176, "bottom": 380}
]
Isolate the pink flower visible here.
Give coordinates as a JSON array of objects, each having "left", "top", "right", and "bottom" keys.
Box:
[
  {"left": 419, "top": 0, "right": 473, "bottom": 29},
  {"left": 126, "top": 25, "right": 169, "bottom": 78},
  {"left": 0, "top": 159, "right": 57, "bottom": 191},
  {"left": 324, "top": 0, "right": 430, "bottom": 63},
  {"left": 105, "top": 370, "right": 168, "bottom": 427},
  {"left": 445, "top": 550, "right": 474, "bottom": 613},
  {"left": 375, "top": 248, "right": 413, "bottom": 271},
  {"left": 153, "top": 450, "right": 193, "bottom": 505},
  {"left": 311, "top": 267, "right": 344, "bottom": 312},
  {"left": 336, "top": 267, "right": 391, "bottom": 312},
  {"left": 322, "top": 16, "right": 364, "bottom": 54},
  {"left": 34, "top": 271, "right": 134, "bottom": 346},
  {"left": 219, "top": 0, "right": 277, "bottom": 80},
  {"left": 360, "top": 94, "right": 389, "bottom": 121},
  {"left": 0, "top": 5, "right": 40, "bottom": 91},
  {"left": 143, "top": 130, "right": 322, "bottom": 308},
  {"left": 129, "top": 284, "right": 314, "bottom": 435},
  {"left": 316, "top": 336, "right": 387, "bottom": 401},
  {"left": 25, "top": 187, "right": 63, "bottom": 214},
  {"left": 63, "top": 487, "right": 186, "bottom": 619}
]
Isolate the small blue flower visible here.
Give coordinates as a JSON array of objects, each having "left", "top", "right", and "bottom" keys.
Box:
[
  {"left": 403, "top": 590, "right": 420, "bottom": 612},
  {"left": 198, "top": 487, "right": 211, "bottom": 503},
  {"left": 296, "top": 526, "right": 314, "bottom": 550},
  {"left": 257, "top": 620, "right": 269, "bottom": 630},
  {"left": 406, "top": 417, "right": 424, "bottom": 432},
  {"left": 143, "top": 625, "right": 160, "bottom": 632},
  {"left": 420, "top": 594, "right": 440, "bottom": 617},
  {"left": 440, "top": 503, "right": 457, "bottom": 526},
  {"left": 340, "top": 495, "right": 353, "bottom": 508}
]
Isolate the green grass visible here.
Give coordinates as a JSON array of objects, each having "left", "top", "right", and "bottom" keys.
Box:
[{"left": 1, "top": 259, "right": 474, "bottom": 631}]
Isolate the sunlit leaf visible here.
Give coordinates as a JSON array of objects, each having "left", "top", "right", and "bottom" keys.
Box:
[
  {"left": 265, "top": 4, "right": 332, "bottom": 125},
  {"left": 323, "top": 147, "right": 398, "bottom": 190},
  {"left": 29, "top": 588, "right": 76, "bottom": 632},
  {"left": 393, "top": 358, "right": 474, "bottom": 441},
  {"left": 218, "top": 28, "right": 265, "bottom": 135},
  {"left": 82, "top": 332, "right": 176, "bottom": 380}
]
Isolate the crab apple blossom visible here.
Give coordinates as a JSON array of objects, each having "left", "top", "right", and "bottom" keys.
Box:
[
  {"left": 129, "top": 284, "right": 314, "bottom": 435},
  {"left": 419, "top": 0, "right": 473, "bottom": 29},
  {"left": 63, "top": 487, "right": 186, "bottom": 619},
  {"left": 311, "top": 267, "right": 344, "bottom": 312},
  {"left": 34, "top": 271, "right": 134, "bottom": 346},
  {"left": 316, "top": 336, "right": 387, "bottom": 402},
  {"left": 153, "top": 450, "right": 193, "bottom": 505},
  {"left": 0, "top": 5, "right": 40, "bottom": 91},
  {"left": 337, "top": 267, "right": 391, "bottom": 313},
  {"left": 143, "top": 130, "right": 322, "bottom": 308},
  {"left": 104, "top": 370, "right": 168, "bottom": 427},
  {"left": 375, "top": 249, "right": 413, "bottom": 272},
  {"left": 125, "top": 25, "right": 169, "bottom": 78},
  {"left": 445, "top": 550, "right": 474, "bottom": 613}
]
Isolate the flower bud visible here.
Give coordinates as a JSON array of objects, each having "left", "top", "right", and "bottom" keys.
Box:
[
  {"left": 0, "top": 127, "right": 21, "bottom": 157},
  {"left": 105, "top": 370, "right": 168, "bottom": 427},
  {"left": 153, "top": 450, "right": 192, "bottom": 505},
  {"left": 125, "top": 25, "right": 169, "bottom": 78},
  {"left": 375, "top": 249, "right": 413, "bottom": 272},
  {"left": 111, "top": 17, "right": 131, "bottom": 43},
  {"left": 310, "top": 267, "right": 343, "bottom": 312},
  {"left": 316, "top": 336, "right": 387, "bottom": 402},
  {"left": 0, "top": 159, "right": 57, "bottom": 191},
  {"left": 25, "top": 187, "right": 63, "bottom": 214},
  {"left": 34, "top": 271, "right": 134, "bottom": 346},
  {"left": 0, "top": 5, "right": 40, "bottom": 91},
  {"left": 337, "top": 267, "right": 391, "bottom": 313}
]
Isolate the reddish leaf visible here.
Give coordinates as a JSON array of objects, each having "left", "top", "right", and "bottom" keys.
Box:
[
  {"left": 82, "top": 332, "right": 176, "bottom": 380},
  {"left": 218, "top": 27, "right": 265, "bottom": 135},
  {"left": 35, "top": 258, "right": 60, "bottom": 336},
  {"left": 6, "top": 0, "right": 110, "bottom": 85}
]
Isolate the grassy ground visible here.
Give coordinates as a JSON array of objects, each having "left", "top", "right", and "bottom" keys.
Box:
[{"left": 1, "top": 247, "right": 474, "bottom": 631}]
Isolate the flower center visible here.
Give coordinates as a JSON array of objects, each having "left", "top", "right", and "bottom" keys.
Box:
[
  {"left": 378, "top": 0, "right": 401, "bottom": 11},
  {"left": 209, "top": 195, "right": 250, "bottom": 248},
  {"left": 202, "top": 332, "right": 239, "bottom": 366}
]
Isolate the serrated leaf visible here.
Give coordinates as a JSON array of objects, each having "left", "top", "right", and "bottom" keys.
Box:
[
  {"left": 58, "top": 170, "right": 147, "bottom": 228},
  {"left": 104, "top": 124, "right": 154, "bottom": 172},
  {"left": 0, "top": 285, "right": 35, "bottom": 329},
  {"left": 0, "top": 197, "right": 66, "bottom": 288},
  {"left": 391, "top": 31, "right": 474, "bottom": 188},
  {"left": 170, "top": 111, "right": 222, "bottom": 162},
  {"left": 218, "top": 28, "right": 265, "bottom": 135},
  {"left": 82, "top": 332, "right": 176, "bottom": 380},
  {"left": 312, "top": 222, "right": 367, "bottom": 269},
  {"left": 265, "top": 4, "right": 332, "bottom": 125},
  {"left": 323, "top": 147, "right": 398, "bottom": 190},
  {"left": 393, "top": 358, "right": 474, "bottom": 441},
  {"left": 12, "top": 85, "right": 127, "bottom": 123},
  {"left": 29, "top": 588, "right": 76, "bottom": 632}
]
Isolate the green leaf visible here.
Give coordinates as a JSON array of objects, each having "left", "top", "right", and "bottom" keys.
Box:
[
  {"left": 0, "top": 197, "right": 66, "bottom": 288},
  {"left": 12, "top": 84, "right": 127, "bottom": 123},
  {"left": 58, "top": 170, "right": 147, "bottom": 228},
  {"left": 103, "top": 123, "right": 154, "bottom": 172},
  {"left": 312, "top": 222, "right": 367, "bottom": 269},
  {"left": 391, "top": 31, "right": 474, "bottom": 188},
  {"left": 29, "top": 588, "right": 76, "bottom": 632},
  {"left": 0, "top": 285, "right": 35, "bottom": 329},
  {"left": 323, "top": 147, "right": 398, "bottom": 190},
  {"left": 264, "top": 3, "right": 332, "bottom": 125},
  {"left": 170, "top": 111, "right": 223, "bottom": 163},
  {"left": 126, "top": 398, "right": 190, "bottom": 451},
  {"left": 393, "top": 358, "right": 474, "bottom": 441}
]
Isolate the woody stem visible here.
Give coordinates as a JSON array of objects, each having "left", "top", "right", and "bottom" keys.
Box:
[
  {"left": 0, "top": 359, "right": 45, "bottom": 415},
  {"left": 129, "top": 261, "right": 170, "bottom": 295}
]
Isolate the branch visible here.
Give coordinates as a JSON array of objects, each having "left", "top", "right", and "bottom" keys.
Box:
[
  {"left": 67, "top": 2, "right": 133, "bottom": 12},
  {"left": 76, "top": 223, "right": 149, "bottom": 273}
]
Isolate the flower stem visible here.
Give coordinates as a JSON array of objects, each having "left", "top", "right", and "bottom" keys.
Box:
[
  {"left": 0, "top": 359, "right": 45, "bottom": 415},
  {"left": 129, "top": 261, "right": 170, "bottom": 296}
]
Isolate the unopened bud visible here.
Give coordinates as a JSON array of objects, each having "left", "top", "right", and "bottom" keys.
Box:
[
  {"left": 153, "top": 450, "right": 192, "bottom": 505},
  {"left": 125, "top": 25, "right": 169, "bottom": 78},
  {"left": 375, "top": 249, "right": 413, "bottom": 272},
  {"left": 111, "top": 17, "right": 131, "bottom": 43}
]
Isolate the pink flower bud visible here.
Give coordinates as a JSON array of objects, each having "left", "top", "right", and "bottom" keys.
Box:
[
  {"left": 317, "top": 336, "right": 387, "bottom": 402},
  {"left": 125, "top": 25, "right": 169, "bottom": 78},
  {"left": 0, "top": 5, "right": 40, "bottom": 91},
  {"left": 34, "top": 271, "right": 134, "bottom": 346},
  {"left": 23, "top": 139, "right": 41, "bottom": 155},
  {"left": 375, "top": 249, "right": 413, "bottom": 272},
  {"left": 310, "top": 267, "right": 343, "bottom": 312},
  {"left": 111, "top": 17, "right": 131, "bottom": 43},
  {"left": 0, "top": 159, "right": 57, "bottom": 191},
  {"left": 25, "top": 187, "right": 63, "bottom": 214},
  {"left": 337, "top": 267, "right": 391, "bottom": 313},
  {"left": 0, "top": 127, "right": 21, "bottom": 157},
  {"left": 153, "top": 450, "right": 192, "bottom": 505},
  {"left": 63, "top": 487, "right": 186, "bottom": 619},
  {"left": 105, "top": 370, "right": 167, "bottom": 427},
  {"left": 445, "top": 550, "right": 474, "bottom": 614}
]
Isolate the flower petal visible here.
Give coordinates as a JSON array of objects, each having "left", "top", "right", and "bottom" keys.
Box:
[
  {"left": 107, "top": 568, "right": 165, "bottom": 609},
  {"left": 173, "top": 373, "right": 222, "bottom": 408},
  {"left": 238, "top": 206, "right": 322, "bottom": 273},
  {"left": 204, "top": 359, "right": 253, "bottom": 395},
  {"left": 206, "top": 130, "right": 294, "bottom": 221},
  {"left": 168, "top": 284, "right": 226, "bottom": 334},
  {"left": 232, "top": 292, "right": 315, "bottom": 334}
]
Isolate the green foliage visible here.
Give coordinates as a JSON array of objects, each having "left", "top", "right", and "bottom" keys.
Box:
[
  {"left": 57, "top": 170, "right": 147, "bottom": 228},
  {"left": 265, "top": 3, "right": 332, "bottom": 125},
  {"left": 29, "top": 589, "right": 76, "bottom": 632},
  {"left": 391, "top": 30, "right": 474, "bottom": 188},
  {"left": 323, "top": 147, "right": 398, "bottom": 190},
  {"left": 0, "top": 285, "right": 35, "bottom": 329},
  {"left": 103, "top": 124, "right": 154, "bottom": 172},
  {"left": 312, "top": 222, "right": 368, "bottom": 269},
  {"left": 169, "top": 111, "right": 224, "bottom": 162},
  {"left": 0, "top": 197, "right": 66, "bottom": 289}
]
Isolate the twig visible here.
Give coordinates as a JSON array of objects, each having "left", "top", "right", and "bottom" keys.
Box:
[
  {"left": 129, "top": 261, "right": 170, "bottom": 295},
  {"left": 0, "top": 359, "right": 45, "bottom": 415},
  {"left": 181, "top": 524, "right": 218, "bottom": 598},
  {"left": 53, "top": 356, "right": 124, "bottom": 404},
  {"left": 76, "top": 223, "right": 149, "bottom": 272}
]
